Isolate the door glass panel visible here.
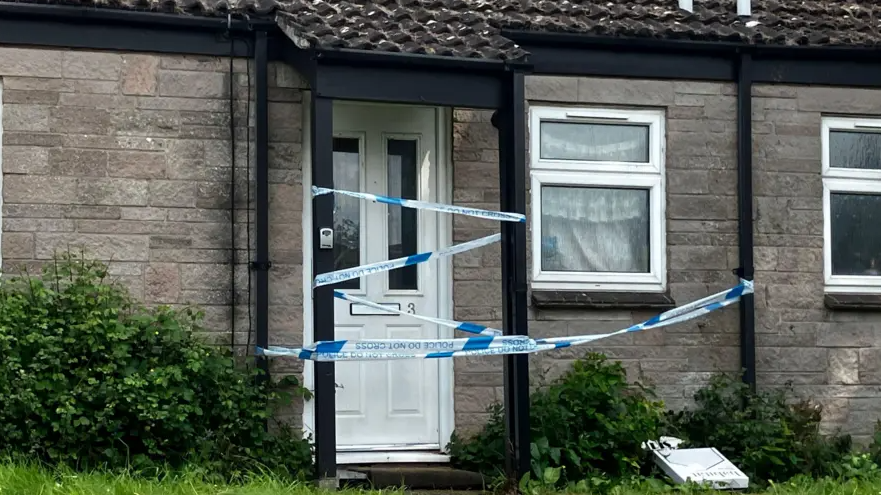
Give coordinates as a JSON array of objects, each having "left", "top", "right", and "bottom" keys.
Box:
[
  {"left": 333, "top": 137, "right": 361, "bottom": 290},
  {"left": 830, "top": 192, "right": 881, "bottom": 276},
  {"left": 829, "top": 130, "right": 881, "bottom": 170},
  {"left": 540, "top": 185, "right": 650, "bottom": 273},
  {"left": 387, "top": 138, "right": 419, "bottom": 290}
]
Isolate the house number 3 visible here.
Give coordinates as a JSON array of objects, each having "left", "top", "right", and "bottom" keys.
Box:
[{"left": 407, "top": 303, "right": 416, "bottom": 314}]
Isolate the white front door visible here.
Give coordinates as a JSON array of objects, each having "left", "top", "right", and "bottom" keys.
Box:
[{"left": 330, "top": 103, "right": 444, "bottom": 452}]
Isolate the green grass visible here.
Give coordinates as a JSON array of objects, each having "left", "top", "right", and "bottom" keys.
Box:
[
  {"left": 0, "top": 461, "right": 401, "bottom": 495},
  {"left": 603, "top": 476, "right": 881, "bottom": 495},
  {"left": 4, "top": 463, "right": 881, "bottom": 495}
]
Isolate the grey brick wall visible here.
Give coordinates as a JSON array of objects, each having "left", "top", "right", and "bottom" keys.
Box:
[
  {"left": 0, "top": 47, "right": 308, "bottom": 423},
  {"left": 753, "top": 84, "right": 881, "bottom": 442},
  {"left": 451, "top": 76, "right": 744, "bottom": 434}
]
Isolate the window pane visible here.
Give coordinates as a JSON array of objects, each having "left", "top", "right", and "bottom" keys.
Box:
[
  {"left": 539, "top": 121, "right": 650, "bottom": 162},
  {"left": 831, "top": 192, "right": 881, "bottom": 276},
  {"left": 829, "top": 130, "right": 881, "bottom": 170},
  {"left": 540, "top": 186, "right": 650, "bottom": 273},
  {"left": 387, "top": 139, "right": 419, "bottom": 290},
  {"left": 333, "top": 137, "right": 361, "bottom": 289}
]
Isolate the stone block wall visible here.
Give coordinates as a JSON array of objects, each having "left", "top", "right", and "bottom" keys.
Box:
[
  {"left": 451, "top": 76, "right": 743, "bottom": 434},
  {"left": 0, "top": 46, "right": 308, "bottom": 422},
  {"left": 752, "top": 84, "right": 881, "bottom": 441}
]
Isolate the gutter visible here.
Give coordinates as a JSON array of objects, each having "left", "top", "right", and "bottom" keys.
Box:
[
  {"left": 502, "top": 28, "right": 881, "bottom": 62},
  {"left": 312, "top": 46, "right": 529, "bottom": 73}
]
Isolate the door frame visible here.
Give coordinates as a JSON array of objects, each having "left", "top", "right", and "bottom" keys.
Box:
[{"left": 301, "top": 95, "right": 456, "bottom": 464}]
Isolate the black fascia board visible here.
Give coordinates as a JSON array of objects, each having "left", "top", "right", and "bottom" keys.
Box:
[
  {"left": 0, "top": 2, "right": 282, "bottom": 58},
  {"left": 504, "top": 30, "right": 739, "bottom": 81},
  {"left": 520, "top": 43, "right": 736, "bottom": 81},
  {"left": 314, "top": 46, "right": 525, "bottom": 73},
  {"left": 504, "top": 28, "right": 881, "bottom": 87},
  {"left": 312, "top": 62, "right": 505, "bottom": 108},
  {"left": 280, "top": 45, "right": 318, "bottom": 88},
  {"left": 0, "top": 3, "right": 274, "bottom": 30},
  {"left": 504, "top": 28, "right": 881, "bottom": 60},
  {"left": 308, "top": 47, "right": 531, "bottom": 108},
  {"left": 503, "top": 29, "right": 741, "bottom": 56},
  {"left": 751, "top": 57, "right": 881, "bottom": 89}
]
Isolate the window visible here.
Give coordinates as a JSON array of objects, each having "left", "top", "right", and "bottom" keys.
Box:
[
  {"left": 822, "top": 117, "right": 881, "bottom": 293},
  {"left": 529, "top": 106, "right": 666, "bottom": 292}
]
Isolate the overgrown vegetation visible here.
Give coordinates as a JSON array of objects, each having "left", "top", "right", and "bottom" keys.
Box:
[
  {"left": 0, "top": 252, "right": 313, "bottom": 479},
  {"left": 6, "top": 252, "right": 881, "bottom": 493},
  {"left": 449, "top": 353, "right": 666, "bottom": 483},
  {"left": 664, "top": 374, "right": 852, "bottom": 486},
  {"left": 449, "top": 351, "right": 873, "bottom": 492}
]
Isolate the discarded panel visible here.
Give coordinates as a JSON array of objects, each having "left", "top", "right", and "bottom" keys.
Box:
[{"left": 643, "top": 437, "right": 749, "bottom": 490}]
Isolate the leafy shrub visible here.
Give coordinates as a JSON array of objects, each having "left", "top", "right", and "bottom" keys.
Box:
[
  {"left": 664, "top": 373, "right": 851, "bottom": 486},
  {"left": 860, "top": 420, "right": 881, "bottom": 477},
  {"left": 0, "top": 252, "right": 313, "bottom": 479},
  {"left": 448, "top": 353, "right": 665, "bottom": 484},
  {"left": 832, "top": 453, "right": 880, "bottom": 481}
]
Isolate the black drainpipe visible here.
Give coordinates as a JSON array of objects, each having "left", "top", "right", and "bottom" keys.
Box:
[
  {"left": 736, "top": 51, "right": 756, "bottom": 391},
  {"left": 253, "top": 29, "right": 271, "bottom": 383}
]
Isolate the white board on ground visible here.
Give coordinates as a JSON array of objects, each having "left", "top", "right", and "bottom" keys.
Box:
[{"left": 643, "top": 437, "right": 749, "bottom": 490}]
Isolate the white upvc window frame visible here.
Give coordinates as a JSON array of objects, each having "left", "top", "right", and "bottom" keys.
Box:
[
  {"left": 529, "top": 105, "right": 667, "bottom": 293},
  {"left": 822, "top": 116, "right": 881, "bottom": 294}
]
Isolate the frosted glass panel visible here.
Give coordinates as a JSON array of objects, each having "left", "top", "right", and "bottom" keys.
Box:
[{"left": 539, "top": 121, "right": 650, "bottom": 162}]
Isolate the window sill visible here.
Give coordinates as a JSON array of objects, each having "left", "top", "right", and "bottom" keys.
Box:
[
  {"left": 531, "top": 290, "right": 677, "bottom": 310},
  {"left": 824, "top": 293, "right": 881, "bottom": 311}
]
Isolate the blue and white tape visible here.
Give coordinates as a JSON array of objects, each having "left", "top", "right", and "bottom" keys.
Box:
[
  {"left": 536, "top": 280, "right": 753, "bottom": 348},
  {"left": 258, "top": 280, "right": 754, "bottom": 361},
  {"left": 313, "top": 186, "right": 526, "bottom": 223},
  {"left": 314, "top": 233, "right": 500, "bottom": 287},
  {"left": 335, "top": 291, "right": 502, "bottom": 337},
  {"left": 259, "top": 338, "right": 552, "bottom": 362}
]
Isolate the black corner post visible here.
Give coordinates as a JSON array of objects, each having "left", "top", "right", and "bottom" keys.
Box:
[
  {"left": 495, "top": 69, "right": 531, "bottom": 482},
  {"left": 311, "top": 92, "right": 338, "bottom": 485},
  {"left": 736, "top": 51, "right": 756, "bottom": 392},
  {"left": 253, "top": 29, "right": 271, "bottom": 382}
]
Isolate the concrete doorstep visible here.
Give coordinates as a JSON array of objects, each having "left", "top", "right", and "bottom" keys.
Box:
[{"left": 341, "top": 465, "right": 491, "bottom": 491}]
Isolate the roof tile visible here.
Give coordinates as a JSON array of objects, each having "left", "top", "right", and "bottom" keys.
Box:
[
  {"left": 276, "top": 1, "right": 528, "bottom": 59},
  {"left": 277, "top": 0, "right": 881, "bottom": 60},
  {"left": 6, "top": 0, "right": 881, "bottom": 60}
]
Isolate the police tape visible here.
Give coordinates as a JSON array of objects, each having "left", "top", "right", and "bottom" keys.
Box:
[
  {"left": 314, "top": 233, "right": 500, "bottom": 287},
  {"left": 257, "top": 280, "right": 754, "bottom": 361},
  {"left": 334, "top": 290, "right": 502, "bottom": 336},
  {"left": 312, "top": 186, "right": 526, "bottom": 223}
]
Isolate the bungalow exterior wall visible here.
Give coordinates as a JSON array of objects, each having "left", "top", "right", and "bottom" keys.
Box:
[
  {"left": 0, "top": 46, "right": 310, "bottom": 425},
  {"left": 1, "top": 44, "right": 879, "bottom": 441}
]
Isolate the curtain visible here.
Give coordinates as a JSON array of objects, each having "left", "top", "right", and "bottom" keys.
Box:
[{"left": 541, "top": 186, "right": 650, "bottom": 273}]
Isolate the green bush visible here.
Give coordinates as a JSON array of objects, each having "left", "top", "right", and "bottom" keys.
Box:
[
  {"left": 664, "top": 373, "right": 851, "bottom": 486},
  {"left": 860, "top": 420, "right": 881, "bottom": 477},
  {"left": 0, "top": 252, "right": 313, "bottom": 479},
  {"left": 448, "top": 353, "right": 666, "bottom": 484}
]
